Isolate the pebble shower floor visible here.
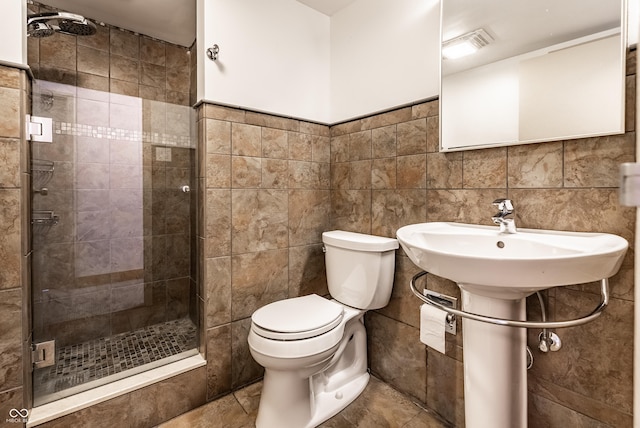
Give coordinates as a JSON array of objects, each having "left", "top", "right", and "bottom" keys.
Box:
[{"left": 33, "top": 318, "right": 197, "bottom": 404}]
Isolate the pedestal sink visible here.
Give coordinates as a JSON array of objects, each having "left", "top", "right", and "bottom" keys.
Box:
[{"left": 396, "top": 222, "right": 628, "bottom": 428}]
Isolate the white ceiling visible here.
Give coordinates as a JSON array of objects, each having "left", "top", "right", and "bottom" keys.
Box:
[
  {"left": 296, "top": 0, "right": 356, "bottom": 16},
  {"left": 34, "top": 0, "right": 356, "bottom": 47}
]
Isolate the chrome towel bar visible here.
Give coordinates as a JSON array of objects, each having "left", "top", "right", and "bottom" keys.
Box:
[{"left": 410, "top": 271, "right": 609, "bottom": 329}]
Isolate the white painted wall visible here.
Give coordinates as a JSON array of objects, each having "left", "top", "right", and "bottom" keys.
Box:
[
  {"left": 0, "top": 0, "right": 27, "bottom": 66},
  {"left": 198, "top": 0, "right": 331, "bottom": 123},
  {"left": 197, "top": 0, "right": 440, "bottom": 124},
  {"left": 329, "top": 0, "right": 440, "bottom": 123}
]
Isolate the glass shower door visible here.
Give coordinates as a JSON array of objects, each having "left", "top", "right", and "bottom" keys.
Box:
[{"left": 30, "top": 79, "right": 198, "bottom": 406}]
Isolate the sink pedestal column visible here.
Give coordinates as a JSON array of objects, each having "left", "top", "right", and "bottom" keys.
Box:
[{"left": 459, "top": 287, "right": 527, "bottom": 428}]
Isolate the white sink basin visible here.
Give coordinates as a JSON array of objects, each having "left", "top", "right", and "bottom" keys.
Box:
[{"left": 396, "top": 222, "right": 628, "bottom": 298}]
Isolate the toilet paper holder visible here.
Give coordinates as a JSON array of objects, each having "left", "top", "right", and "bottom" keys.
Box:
[{"left": 423, "top": 290, "right": 457, "bottom": 335}]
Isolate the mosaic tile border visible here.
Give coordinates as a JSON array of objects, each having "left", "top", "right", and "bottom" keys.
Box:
[{"left": 54, "top": 121, "right": 193, "bottom": 148}]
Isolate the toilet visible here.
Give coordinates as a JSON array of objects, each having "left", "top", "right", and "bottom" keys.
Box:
[{"left": 248, "top": 230, "right": 399, "bottom": 428}]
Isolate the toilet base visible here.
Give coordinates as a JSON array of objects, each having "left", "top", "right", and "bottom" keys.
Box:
[
  {"left": 254, "top": 315, "right": 369, "bottom": 428},
  {"left": 255, "top": 369, "right": 369, "bottom": 428},
  {"left": 307, "top": 371, "right": 369, "bottom": 427}
]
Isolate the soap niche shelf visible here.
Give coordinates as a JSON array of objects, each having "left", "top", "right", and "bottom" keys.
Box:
[
  {"left": 32, "top": 210, "right": 59, "bottom": 227},
  {"left": 32, "top": 159, "right": 54, "bottom": 190}
]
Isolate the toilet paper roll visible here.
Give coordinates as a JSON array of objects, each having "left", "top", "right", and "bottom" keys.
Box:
[{"left": 420, "top": 304, "right": 446, "bottom": 354}]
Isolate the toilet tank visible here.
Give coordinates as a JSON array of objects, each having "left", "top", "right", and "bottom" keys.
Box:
[{"left": 322, "top": 230, "right": 399, "bottom": 310}]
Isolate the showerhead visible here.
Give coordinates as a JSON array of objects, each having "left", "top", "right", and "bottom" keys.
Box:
[
  {"left": 27, "top": 11, "right": 96, "bottom": 38},
  {"left": 58, "top": 18, "right": 97, "bottom": 36},
  {"left": 27, "top": 21, "right": 55, "bottom": 38}
]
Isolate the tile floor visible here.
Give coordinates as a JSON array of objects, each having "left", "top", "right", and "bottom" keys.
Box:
[{"left": 159, "top": 376, "right": 451, "bottom": 428}]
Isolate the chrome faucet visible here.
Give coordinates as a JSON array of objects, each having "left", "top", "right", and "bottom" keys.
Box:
[{"left": 492, "top": 198, "right": 517, "bottom": 234}]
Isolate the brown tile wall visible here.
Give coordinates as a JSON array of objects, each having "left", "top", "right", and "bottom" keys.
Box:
[
  {"left": 197, "top": 104, "right": 332, "bottom": 399},
  {"left": 0, "top": 64, "right": 30, "bottom": 425},
  {"left": 331, "top": 53, "right": 636, "bottom": 427},
  {"left": 197, "top": 55, "right": 636, "bottom": 424}
]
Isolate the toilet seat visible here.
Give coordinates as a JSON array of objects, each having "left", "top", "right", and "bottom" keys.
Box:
[
  {"left": 249, "top": 295, "right": 353, "bottom": 359},
  {"left": 251, "top": 294, "right": 344, "bottom": 341}
]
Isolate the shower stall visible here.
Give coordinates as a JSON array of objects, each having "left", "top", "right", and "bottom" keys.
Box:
[{"left": 27, "top": 2, "right": 199, "bottom": 407}]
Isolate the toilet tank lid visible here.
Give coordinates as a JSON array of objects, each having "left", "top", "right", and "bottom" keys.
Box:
[{"left": 322, "top": 230, "right": 399, "bottom": 252}]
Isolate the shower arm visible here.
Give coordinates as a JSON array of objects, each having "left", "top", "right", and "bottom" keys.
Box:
[
  {"left": 410, "top": 270, "right": 609, "bottom": 329},
  {"left": 28, "top": 11, "right": 86, "bottom": 25}
]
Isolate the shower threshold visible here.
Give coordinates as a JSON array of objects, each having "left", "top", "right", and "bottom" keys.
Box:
[{"left": 33, "top": 317, "right": 198, "bottom": 407}]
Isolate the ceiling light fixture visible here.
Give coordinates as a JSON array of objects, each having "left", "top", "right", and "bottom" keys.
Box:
[{"left": 442, "top": 28, "right": 493, "bottom": 60}]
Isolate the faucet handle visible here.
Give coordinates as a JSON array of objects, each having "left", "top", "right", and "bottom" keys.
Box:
[{"left": 492, "top": 198, "right": 514, "bottom": 213}]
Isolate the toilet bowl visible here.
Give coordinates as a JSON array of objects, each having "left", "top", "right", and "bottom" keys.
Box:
[{"left": 248, "top": 230, "right": 398, "bottom": 428}]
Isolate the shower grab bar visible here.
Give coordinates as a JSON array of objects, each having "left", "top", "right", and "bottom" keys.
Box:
[{"left": 410, "top": 271, "right": 609, "bottom": 329}]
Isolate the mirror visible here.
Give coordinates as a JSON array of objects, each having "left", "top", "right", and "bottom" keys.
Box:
[{"left": 440, "top": 0, "right": 627, "bottom": 151}]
